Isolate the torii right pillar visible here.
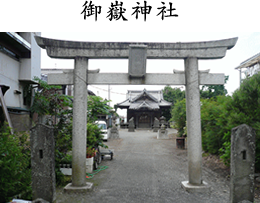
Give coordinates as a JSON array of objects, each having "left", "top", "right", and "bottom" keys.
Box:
[{"left": 181, "top": 57, "right": 208, "bottom": 192}]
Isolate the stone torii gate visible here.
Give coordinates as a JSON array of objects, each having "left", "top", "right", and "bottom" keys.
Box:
[{"left": 35, "top": 36, "right": 237, "bottom": 192}]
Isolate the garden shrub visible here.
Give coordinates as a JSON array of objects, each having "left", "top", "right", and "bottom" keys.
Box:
[
  {"left": 171, "top": 99, "right": 186, "bottom": 137},
  {"left": 220, "top": 72, "right": 260, "bottom": 170},
  {"left": 201, "top": 96, "right": 233, "bottom": 155},
  {"left": 0, "top": 124, "right": 31, "bottom": 202},
  {"left": 163, "top": 86, "right": 185, "bottom": 121},
  {"left": 201, "top": 72, "right": 260, "bottom": 169}
]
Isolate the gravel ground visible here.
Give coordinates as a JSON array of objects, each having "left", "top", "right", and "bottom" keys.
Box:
[{"left": 56, "top": 128, "right": 235, "bottom": 203}]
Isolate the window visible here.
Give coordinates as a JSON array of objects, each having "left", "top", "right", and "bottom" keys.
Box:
[{"left": 0, "top": 45, "right": 18, "bottom": 59}]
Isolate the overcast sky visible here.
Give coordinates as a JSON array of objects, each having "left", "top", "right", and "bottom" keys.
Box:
[{"left": 39, "top": 32, "right": 260, "bottom": 117}]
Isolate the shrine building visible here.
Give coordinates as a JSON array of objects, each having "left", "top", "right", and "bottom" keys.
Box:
[{"left": 116, "top": 89, "right": 172, "bottom": 129}]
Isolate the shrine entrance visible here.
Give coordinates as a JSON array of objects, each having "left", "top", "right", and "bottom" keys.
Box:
[
  {"left": 138, "top": 113, "right": 151, "bottom": 128},
  {"left": 35, "top": 36, "right": 237, "bottom": 192}
]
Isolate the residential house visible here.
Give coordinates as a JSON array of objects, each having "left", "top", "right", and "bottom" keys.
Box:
[
  {"left": 0, "top": 32, "right": 41, "bottom": 131},
  {"left": 235, "top": 52, "right": 260, "bottom": 85}
]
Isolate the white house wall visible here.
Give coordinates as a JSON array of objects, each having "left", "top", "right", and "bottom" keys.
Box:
[
  {"left": 242, "top": 63, "right": 260, "bottom": 80},
  {"left": 19, "top": 32, "right": 41, "bottom": 81},
  {"left": 0, "top": 32, "right": 41, "bottom": 109},
  {"left": 0, "top": 52, "right": 22, "bottom": 108}
]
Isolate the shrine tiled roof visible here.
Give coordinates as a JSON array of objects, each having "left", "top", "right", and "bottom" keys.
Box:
[{"left": 116, "top": 89, "right": 171, "bottom": 110}]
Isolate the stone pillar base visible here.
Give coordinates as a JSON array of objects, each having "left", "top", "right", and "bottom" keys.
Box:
[
  {"left": 110, "top": 127, "right": 119, "bottom": 139},
  {"left": 181, "top": 181, "right": 210, "bottom": 193},
  {"left": 157, "top": 129, "right": 169, "bottom": 139},
  {"left": 128, "top": 128, "right": 135, "bottom": 132},
  {"left": 64, "top": 182, "right": 93, "bottom": 193},
  {"left": 153, "top": 128, "right": 159, "bottom": 132}
]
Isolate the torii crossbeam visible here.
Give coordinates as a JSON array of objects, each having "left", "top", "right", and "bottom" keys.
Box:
[{"left": 35, "top": 36, "right": 237, "bottom": 193}]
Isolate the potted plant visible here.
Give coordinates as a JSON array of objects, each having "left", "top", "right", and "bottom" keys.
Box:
[
  {"left": 86, "top": 147, "right": 96, "bottom": 158},
  {"left": 86, "top": 147, "right": 96, "bottom": 173},
  {"left": 176, "top": 122, "right": 187, "bottom": 149}
]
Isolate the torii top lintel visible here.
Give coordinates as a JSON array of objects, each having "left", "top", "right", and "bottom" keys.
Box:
[{"left": 35, "top": 36, "right": 238, "bottom": 60}]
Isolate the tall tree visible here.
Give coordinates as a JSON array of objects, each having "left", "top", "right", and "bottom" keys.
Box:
[
  {"left": 162, "top": 86, "right": 185, "bottom": 121},
  {"left": 163, "top": 86, "right": 185, "bottom": 105}
]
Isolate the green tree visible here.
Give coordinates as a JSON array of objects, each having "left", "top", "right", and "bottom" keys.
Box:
[
  {"left": 171, "top": 99, "right": 186, "bottom": 137},
  {"left": 30, "top": 77, "right": 73, "bottom": 119},
  {"left": 86, "top": 95, "right": 112, "bottom": 150},
  {"left": 87, "top": 96, "right": 112, "bottom": 123},
  {"left": 162, "top": 86, "right": 185, "bottom": 121},
  {"left": 163, "top": 86, "right": 185, "bottom": 105},
  {"left": 221, "top": 72, "right": 260, "bottom": 169},
  {"left": 201, "top": 95, "right": 233, "bottom": 155},
  {"left": 200, "top": 72, "right": 260, "bottom": 169}
]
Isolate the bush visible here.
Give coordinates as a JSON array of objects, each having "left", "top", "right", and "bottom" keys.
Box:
[
  {"left": 162, "top": 86, "right": 185, "bottom": 121},
  {"left": 0, "top": 124, "right": 31, "bottom": 202},
  {"left": 171, "top": 99, "right": 186, "bottom": 137},
  {"left": 201, "top": 96, "right": 233, "bottom": 155},
  {"left": 221, "top": 72, "right": 260, "bottom": 169},
  {"left": 54, "top": 107, "right": 73, "bottom": 186},
  {"left": 201, "top": 72, "right": 260, "bottom": 169},
  {"left": 87, "top": 122, "right": 107, "bottom": 149}
]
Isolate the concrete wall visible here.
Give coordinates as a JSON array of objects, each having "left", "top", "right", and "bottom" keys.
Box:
[
  {"left": 9, "top": 112, "right": 31, "bottom": 132},
  {"left": 0, "top": 32, "right": 41, "bottom": 109},
  {"left": 19, "top": 32, "right": 41, "bottom": 81},
  {"left": 0, "top": 52, "right": 22, "bottom": 107},
  {"left": 0, "top": 32, "right": 41, "bottom": 131}
]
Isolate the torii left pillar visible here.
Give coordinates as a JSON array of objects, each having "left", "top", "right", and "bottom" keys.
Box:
[
  {"left": 181, "top": 57, "right": 209, "bottom": 192},
  {"left": 64, "top": 57, "right": 93, "bottom": 191}
]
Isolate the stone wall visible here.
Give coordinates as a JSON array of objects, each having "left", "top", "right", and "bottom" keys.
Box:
[{"left": 9, "top": 112, "right": 32, "bottom": 131}]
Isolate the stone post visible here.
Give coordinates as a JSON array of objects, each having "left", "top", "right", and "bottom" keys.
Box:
[
  {"left": 110, "top": 114, "right": 119, "bottom": 139},
  {"left": 157, "top": 124, "right": 169, "bottom": 139},
  {"left": 72, "top": 57, "right": 88, "bottom": 187},
  {"left": 128, "top": 117, "right": 135, "bottom": 132},
  {"left": 230, "top": 124, "right": 255, "bottom": 203},
  {"left": 181, "top": 57, "right": 209, "bottom": 192},
  {"left": 30, "top": 124, "right": 55, "bottom": 202},
  {"left": 153, "top": 117, "right": 159, "bottom": 132}
]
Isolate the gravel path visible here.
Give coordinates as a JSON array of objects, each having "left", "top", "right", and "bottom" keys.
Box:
[{"left": 56, "top": 128, "right": 231, "bottom": 203}]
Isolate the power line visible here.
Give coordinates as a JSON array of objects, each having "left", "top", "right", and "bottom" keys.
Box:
[{"left": 89, "top": 85, "right": 126, "bottom": 96}]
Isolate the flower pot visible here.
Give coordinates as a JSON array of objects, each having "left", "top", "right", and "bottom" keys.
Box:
[
  {"left": 86, "top": 157, "right": 94, "bottom": 173},
  {"left": 176, "top": 137, "right": 185, "bottom": 149}
]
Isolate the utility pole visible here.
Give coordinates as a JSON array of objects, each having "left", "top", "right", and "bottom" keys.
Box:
[{"left": 108, "top": 85, "right": 111, "bottom": 106}]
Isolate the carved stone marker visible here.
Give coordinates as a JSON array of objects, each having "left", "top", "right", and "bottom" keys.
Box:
[
  {"left": 110, "top": 114, "right": 119, "bottom": 139},
  {"left": 30, "top": 124, "right": 56, "bottom": 203},
  {"left": 157, "top": 124, "right": 169, "bottom": 139},
  {"left": 153, "top": 117, "right": 160, "bottom": 132},
  {"left": 128, "top": 45, "right": 147, "bottom": 78},
  {"left": 128, "top": 117, "right": 135, "bottom": 132},
  {"left": 230, "top": 124, "right": 256, "bottom": 203}
]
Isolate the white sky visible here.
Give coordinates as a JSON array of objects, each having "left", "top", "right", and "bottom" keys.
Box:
[{"left": 41, "top": 29, "right": 260, "bottom": 115}]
